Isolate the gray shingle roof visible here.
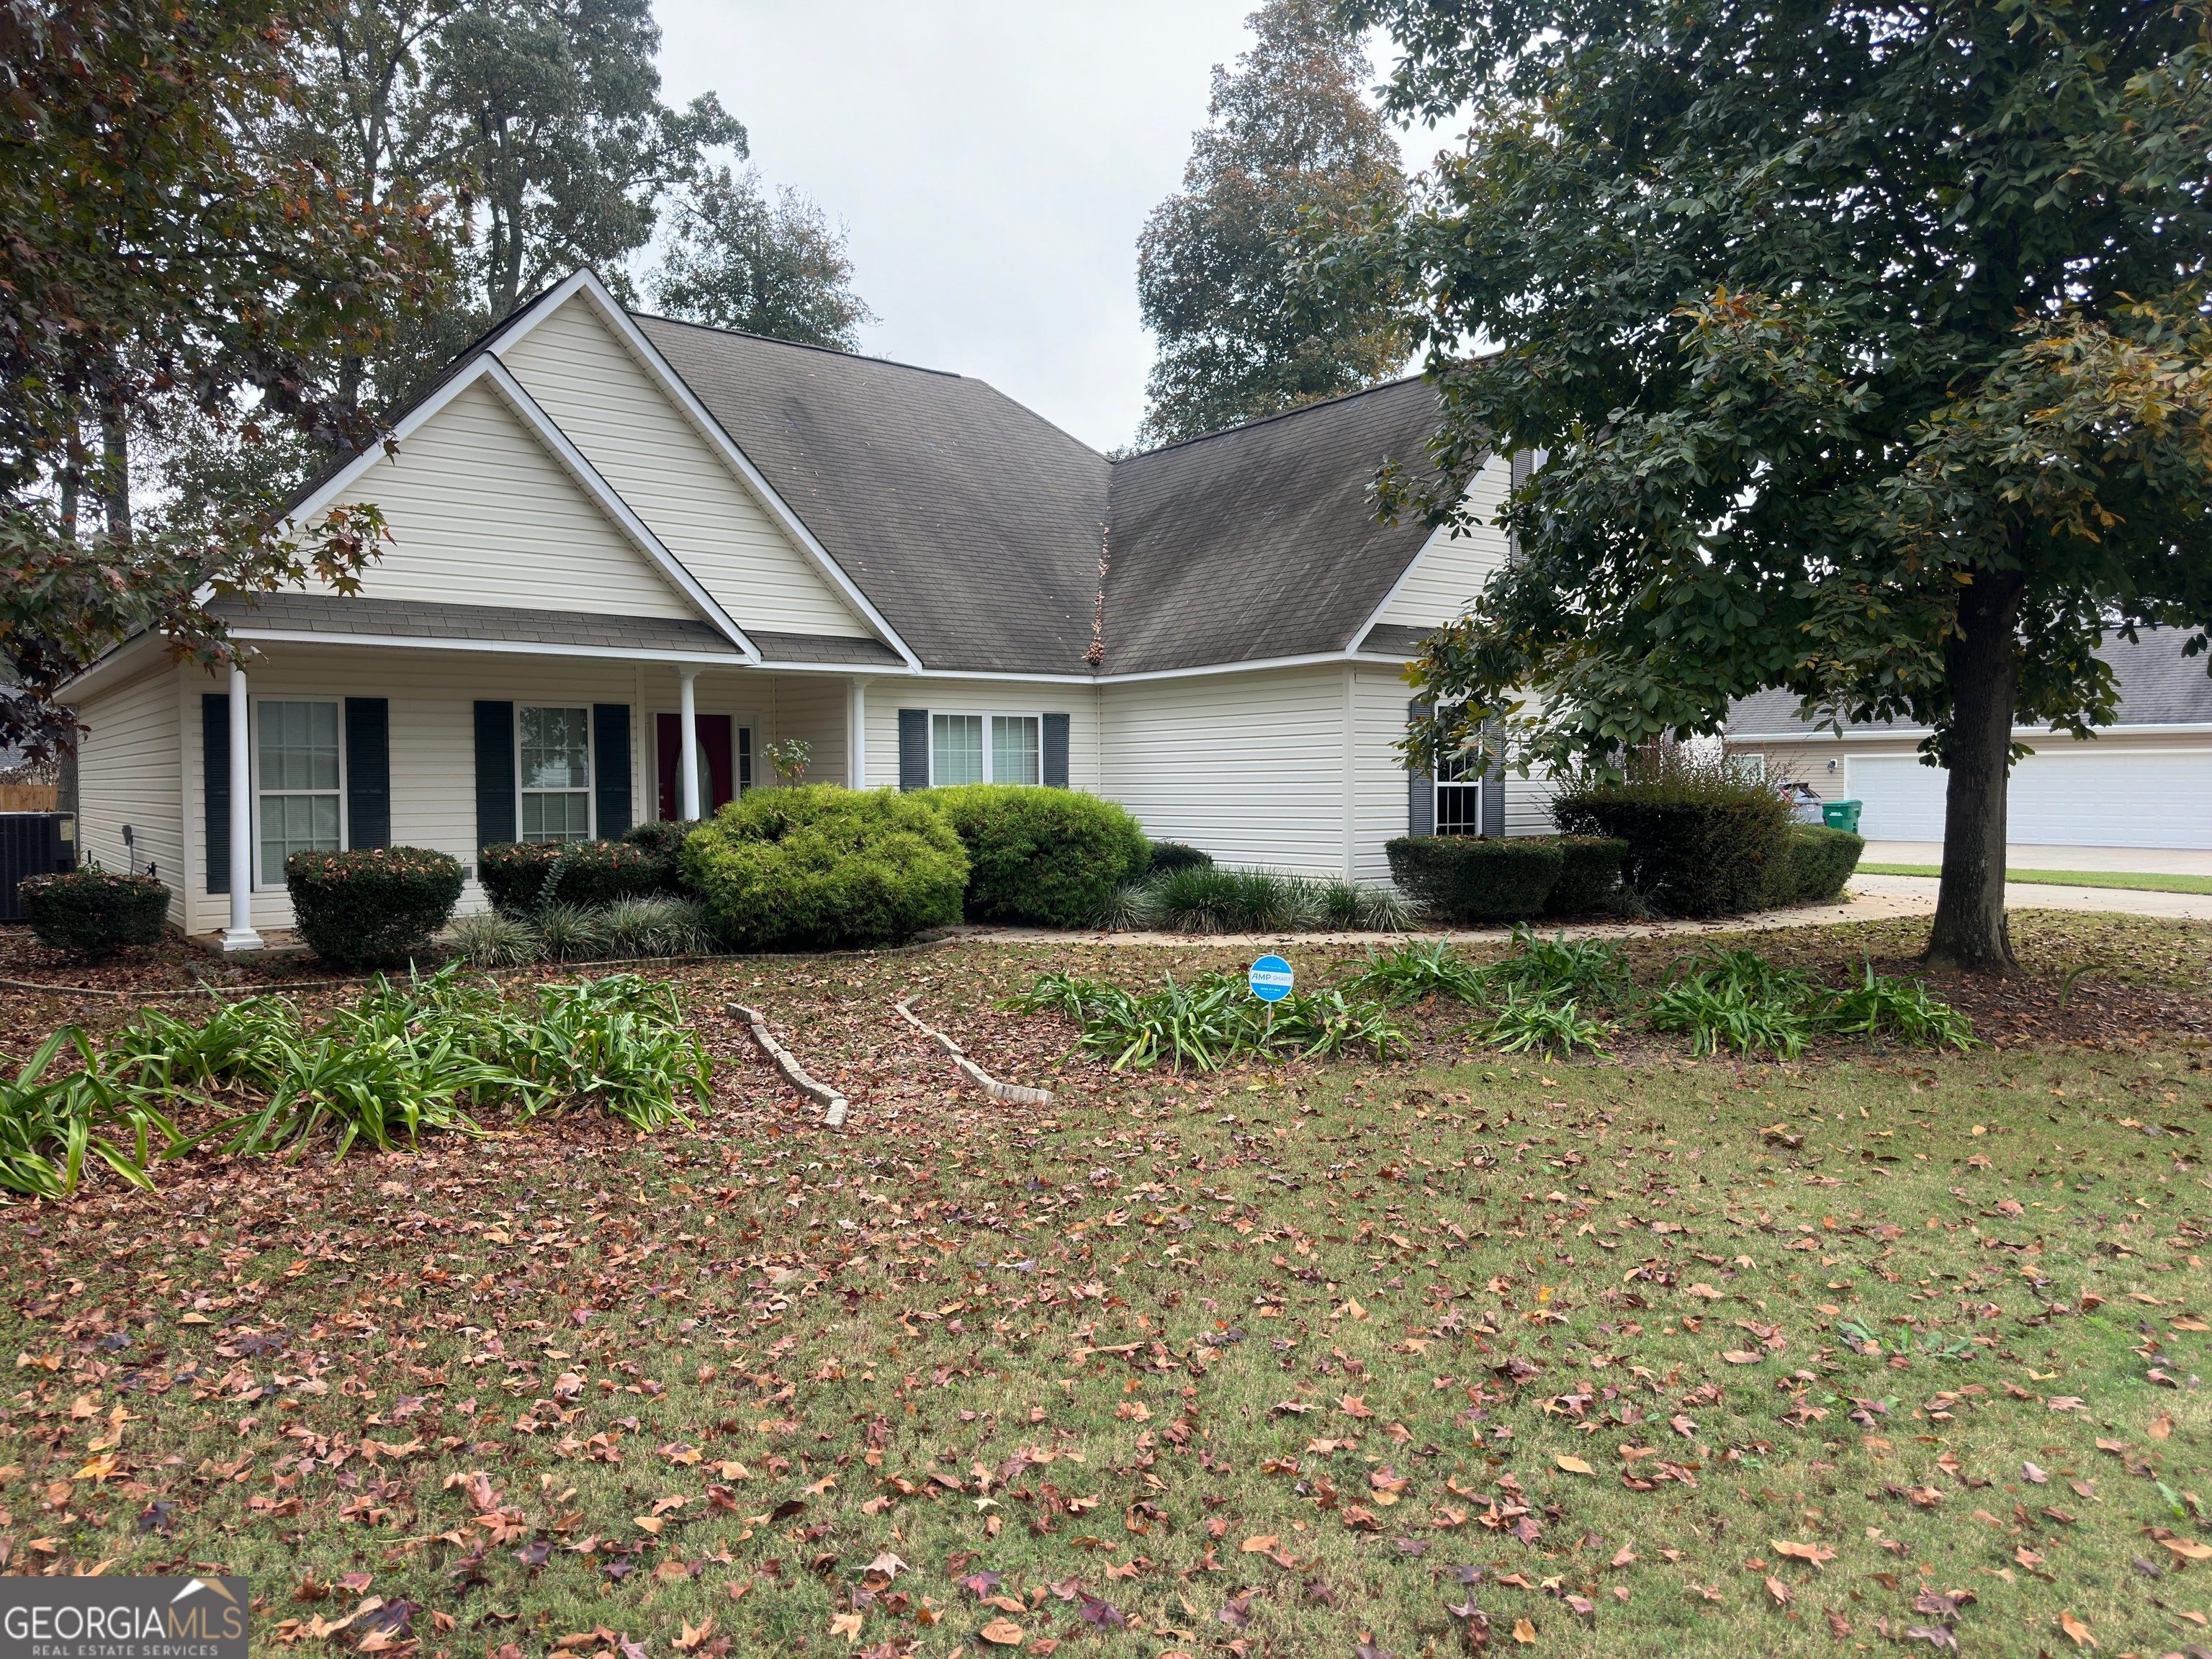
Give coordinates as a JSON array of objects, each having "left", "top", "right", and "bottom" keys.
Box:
[
  {"left": 634, "top": 315, "right": 1109, "bottom": 676},
  {"left": 747, "top": 630, "right": 906, "bottom": 667},
  {"left": 1357, "top": 622, "right": 1438, "bottom": 658},
  {"left": 1102, "top": 379, "right": 1450, "bottom": 675},
  {"left": 1727, "top": 628, "right": 2212, "bottom": 734},
  {"left": 216, "top": 593, "right": 746, "bottom": 658}
]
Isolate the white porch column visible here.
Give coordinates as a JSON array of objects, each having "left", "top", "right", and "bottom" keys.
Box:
[
  {"left": 847, "top": 675, "right": 873, "bottom": 789},
  {"left": 678, "top": 670, "right": 701, "bottom": 819},
  {"left": 220, "top": 662, "right": 262, "bottom": 952}
]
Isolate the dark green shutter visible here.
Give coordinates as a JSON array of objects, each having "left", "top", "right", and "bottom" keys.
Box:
[
  {"left": 1480, "top": 717, "right": 1506, "bottom": 837},
  {"left": 474, "top": 701, "right": 516, "bottom": 850},
  {"left": 593, "top": 703, "right": 632, "bottom": 838},
  {"left": 1042, "top": 712, "right": 1070, "bottom": 788},
  {"left": 344, "top": 698, "right": 390, "bottom": 850},
  {"left": 897, "top": 709, "right": 928, "bottom": 791},
  {"left": 202, "top": 694, "right": 230, "bottom": 894},
  {"left": 1407, "top": 698, "right": 1434, "bottom": 837}
]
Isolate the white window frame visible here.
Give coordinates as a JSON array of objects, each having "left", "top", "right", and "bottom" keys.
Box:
[
  {"left": 251, "top": 696, "right": 347, "bottom": 890},
  {"left": 1433, "top": 751, "right": 1484, "bottom": 837},
  {"left": 925, "top": 709, "right": 1047, "bottom": 786},
  {"left": 516, "top": 704, "right": 596, "bottom": 844}
]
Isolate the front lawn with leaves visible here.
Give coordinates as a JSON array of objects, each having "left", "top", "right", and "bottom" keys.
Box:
[{"left": 1, "top": 914, "right": 2207, "bottom": 1659}]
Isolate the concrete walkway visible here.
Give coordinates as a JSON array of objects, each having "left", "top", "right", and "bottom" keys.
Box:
[{"left": 1863, "top": 841, "right": 2212, "bottom": 876}]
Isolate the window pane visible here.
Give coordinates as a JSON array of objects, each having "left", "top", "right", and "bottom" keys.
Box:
[
  {"left": 992, "top": 716, "right": 1039, "bottom": 786},
  {"left": 521, "top": 791, "right": 592, "bottom": 843},
  {"left": 261, "top": 791, "right": 341, "bottom": 871},
  {"left": 260, "top": 701, "right": 339, "bottom": 791},
  {"left": 1436, "top": 781, "right": 1482, "bottom": 835},
  {"left": 932, "top": 714, "right": 984, "bottom": 785},
  {"left": 521, "top": 706, "right": 591, "bottom": 791}
]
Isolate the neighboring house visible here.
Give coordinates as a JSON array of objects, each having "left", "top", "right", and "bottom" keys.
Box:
[
  {"left": 63, "top": 269, "right": 1515, "bottom": 947},
  {"left": 1725, "top": 629, "right": 2212, "bottom": 849}
]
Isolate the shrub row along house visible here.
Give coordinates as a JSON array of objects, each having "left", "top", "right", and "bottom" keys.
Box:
[{"left": 63, "top": 270, "right": 1519, "bottom": 948}]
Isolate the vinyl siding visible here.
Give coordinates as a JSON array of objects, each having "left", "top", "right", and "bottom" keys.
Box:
[
  {"left": 868, "top": 680, "right": 1102, "bottom": 793},
  {"left": 1351, "top": 666, "right": 1419, "bottom": 882},
  {"left": 330, "top": 379, "right": 696, "bottom": 619},
  {"left": 498, "top": 297, "right": 871, "bottom": 639},
  {"left": 1377, "top": 454, "right": 1511, "bottom": 628},
  {"left": 1503, "top": 770, "right": 1562, "bottom": 837},
  {"left": 1099, "top": 666, "right": 1347, "bottom": 873},
  {"left": 73, "top": 663, "right": 185, "bottom": 925}
]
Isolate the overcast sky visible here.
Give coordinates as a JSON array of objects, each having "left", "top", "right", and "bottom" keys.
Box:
[{"left": 650, "top": 0, "right": 1416, "bottom": 454}]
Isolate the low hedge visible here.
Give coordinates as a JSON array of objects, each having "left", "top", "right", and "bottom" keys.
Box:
[
  {"left": 1385, "top": 835, "right": 1563, "bottom": 922},
  {"left": 479, "top": 842, "right": 562, "bottom": 912},
  {"left": 1764, "top": 824, "right": 1865, "bottom": 905},
  {"left": 621, "top": 819, "right": 709, "bottom": 894},
  {"left": 284, "top": 846, "right": 463, "bottom": 966},
  {"left": 680, "top": 784, "right": 968, "bottom": 950},
  {"left": 1552, "top": 753, "right": 1792, "bottom": 918},
  {"left": 18, "top": 868, "right": 170, "bottom": 958},
  {"left": 480, "top": 839, "right": 667, "bottom": 911},
  {"left": 1146, "top": 841, "right": 1213, "bottom": 874},
  {"left": 913, "top": 784, "right": 1148, "bottom": 927},
  {"left": 1539, "top": 835, "right": 1631, "bottom": 915}
]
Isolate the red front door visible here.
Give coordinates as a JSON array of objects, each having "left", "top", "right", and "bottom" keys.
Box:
[{"left": 657, "top": 712, "right": 734, "bottom": 821}]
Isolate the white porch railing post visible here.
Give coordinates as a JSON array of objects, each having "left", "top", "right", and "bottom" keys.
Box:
[
  {"left": 678, "top": 670, "right": 701, "bottom": 819},
  {"left": 221, "top": 662, "right": 263, "bottom": 952}
]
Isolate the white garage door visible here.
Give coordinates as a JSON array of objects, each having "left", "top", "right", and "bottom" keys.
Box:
[{"left": 1847, "top": 751, "right": 2212, "bottom": 848}]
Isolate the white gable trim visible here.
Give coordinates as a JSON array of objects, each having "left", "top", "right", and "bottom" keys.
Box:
[
  {"left": 490, "top": 271, "right": 924, "bottom": 673},
  {"left": 284, "top": 347, "right": 761, "bottom": 663}
]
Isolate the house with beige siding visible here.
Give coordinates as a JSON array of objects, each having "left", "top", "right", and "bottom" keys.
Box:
[{"left": 63, "top": 269, "right": 1519, "bottom": 949}]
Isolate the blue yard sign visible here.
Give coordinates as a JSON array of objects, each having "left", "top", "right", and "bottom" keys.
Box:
[{"left": 1248, "top": 953, "right": 1295, "bottom": 1002}]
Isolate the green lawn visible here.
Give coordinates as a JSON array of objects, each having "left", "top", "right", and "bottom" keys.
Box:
[
  {"left": 1858, "top": 863, "right": 2212, "bottom": 895},
  {"left": 3, "top": 920, "right": 2207, "bottom": 1658}
]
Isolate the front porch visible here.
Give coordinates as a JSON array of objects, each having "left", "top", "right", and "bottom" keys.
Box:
[{"left": 117, "top": 597, "right": 901, "bottom": 950}]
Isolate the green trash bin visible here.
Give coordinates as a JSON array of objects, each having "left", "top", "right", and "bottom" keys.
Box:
[{"left": 1822, "top": 799, "right": 1863, "bottom": 835}]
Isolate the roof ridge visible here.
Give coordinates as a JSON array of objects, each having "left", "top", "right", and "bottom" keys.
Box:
[
  {"left": 629, "top": 308, "right": 966, "bottom": 380},
  {"left": 1111, "top": 372, "right": 1431, "bottom": 464}
]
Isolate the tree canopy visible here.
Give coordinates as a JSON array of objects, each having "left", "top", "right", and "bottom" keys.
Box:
[
  {"left": 648, "top": 166, "right": 876, "bottom": 351},
  {"left": 1326, "top": 0, "right": 2212, "bottom": 970},
  {"left": 1134, "top": 0, "right": 1410, "bottom": 449},
  {"left": 0, "top": 0, "right": 449, "bottom": 765}
]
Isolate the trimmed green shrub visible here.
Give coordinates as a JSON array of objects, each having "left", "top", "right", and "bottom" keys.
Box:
[
  {"left": 18, "top": 867, "right": 170, "bottom": 958},
  {"left": 1550, "top": 748, "right": 1791, "bottom": 917},
  {"left": 1765, "top": 824, "right": 1866, "bottom": 905},
  {"left": 681, "top": 784, "right": 968, "bottom": 950},
  {"left": 1539, "top": 835, "right": 1630, "bottom": 915},
  {"left": 1385, "top": 836, "right": 1563, "bottom": 922},
  {"left": 1146, "top": 841, "right": 1213, "bottom": 874},
  {"left": 284, "top": 846, "right": 463, "bottom": 967},
  {"left": 914, "top": 784, "right": 1148, "bottom": 927},
  {"left": 478, "top": 842, "right": 562, "bottom": 912},
  {"left": 541, "top": 840, "right": 665, "bottom": 909},
  {"left": 621, "top": 819, "right": 709, "bottom": 894}
]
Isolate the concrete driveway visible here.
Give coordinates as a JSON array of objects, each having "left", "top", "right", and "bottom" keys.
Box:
[
  {"left": 1863, "top": 841, "right": 2212, "bottom": 876},
  {"left": 1848, "top": 870, "right": 2212, "bottom": 921}
]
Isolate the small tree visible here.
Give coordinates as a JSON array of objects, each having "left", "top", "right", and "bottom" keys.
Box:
[{"left": 1326, "top": 0, "right": 2212, "bottom": 973}]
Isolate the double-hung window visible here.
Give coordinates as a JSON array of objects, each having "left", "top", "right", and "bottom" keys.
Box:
[
  {"left": 520, "top": 706, "right": 593, "bottom": 842},
  {"left": 931, "top": 711, "right": 1040, "bottom": 785},
  {"left": 258, "top": 700, "right": 342, "bottom": 878},
  {"left": 1434, "top": 749, "right": 1483, "bottom": 835}
]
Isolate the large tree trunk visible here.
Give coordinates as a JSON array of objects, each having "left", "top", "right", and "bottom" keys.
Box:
[{"left": 1925, "top": 565, "right": 2026, "bottom": 974}]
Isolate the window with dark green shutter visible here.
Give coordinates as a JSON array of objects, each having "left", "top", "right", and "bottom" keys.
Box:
[
  {"left": 1406, "top": 699, "right": 1434, "bottom": 837},
  {"left": 344, "top": 698, "right": 390, "bottom": 850},
  {"left": 474, "top": 701, "right": 516, "bottom": 850},
  {"left": 202, "top": 695, "right": 230, "bottom": 894},
  {"left": 593, "top": 704, "right": 632, "bottom": 838}
]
